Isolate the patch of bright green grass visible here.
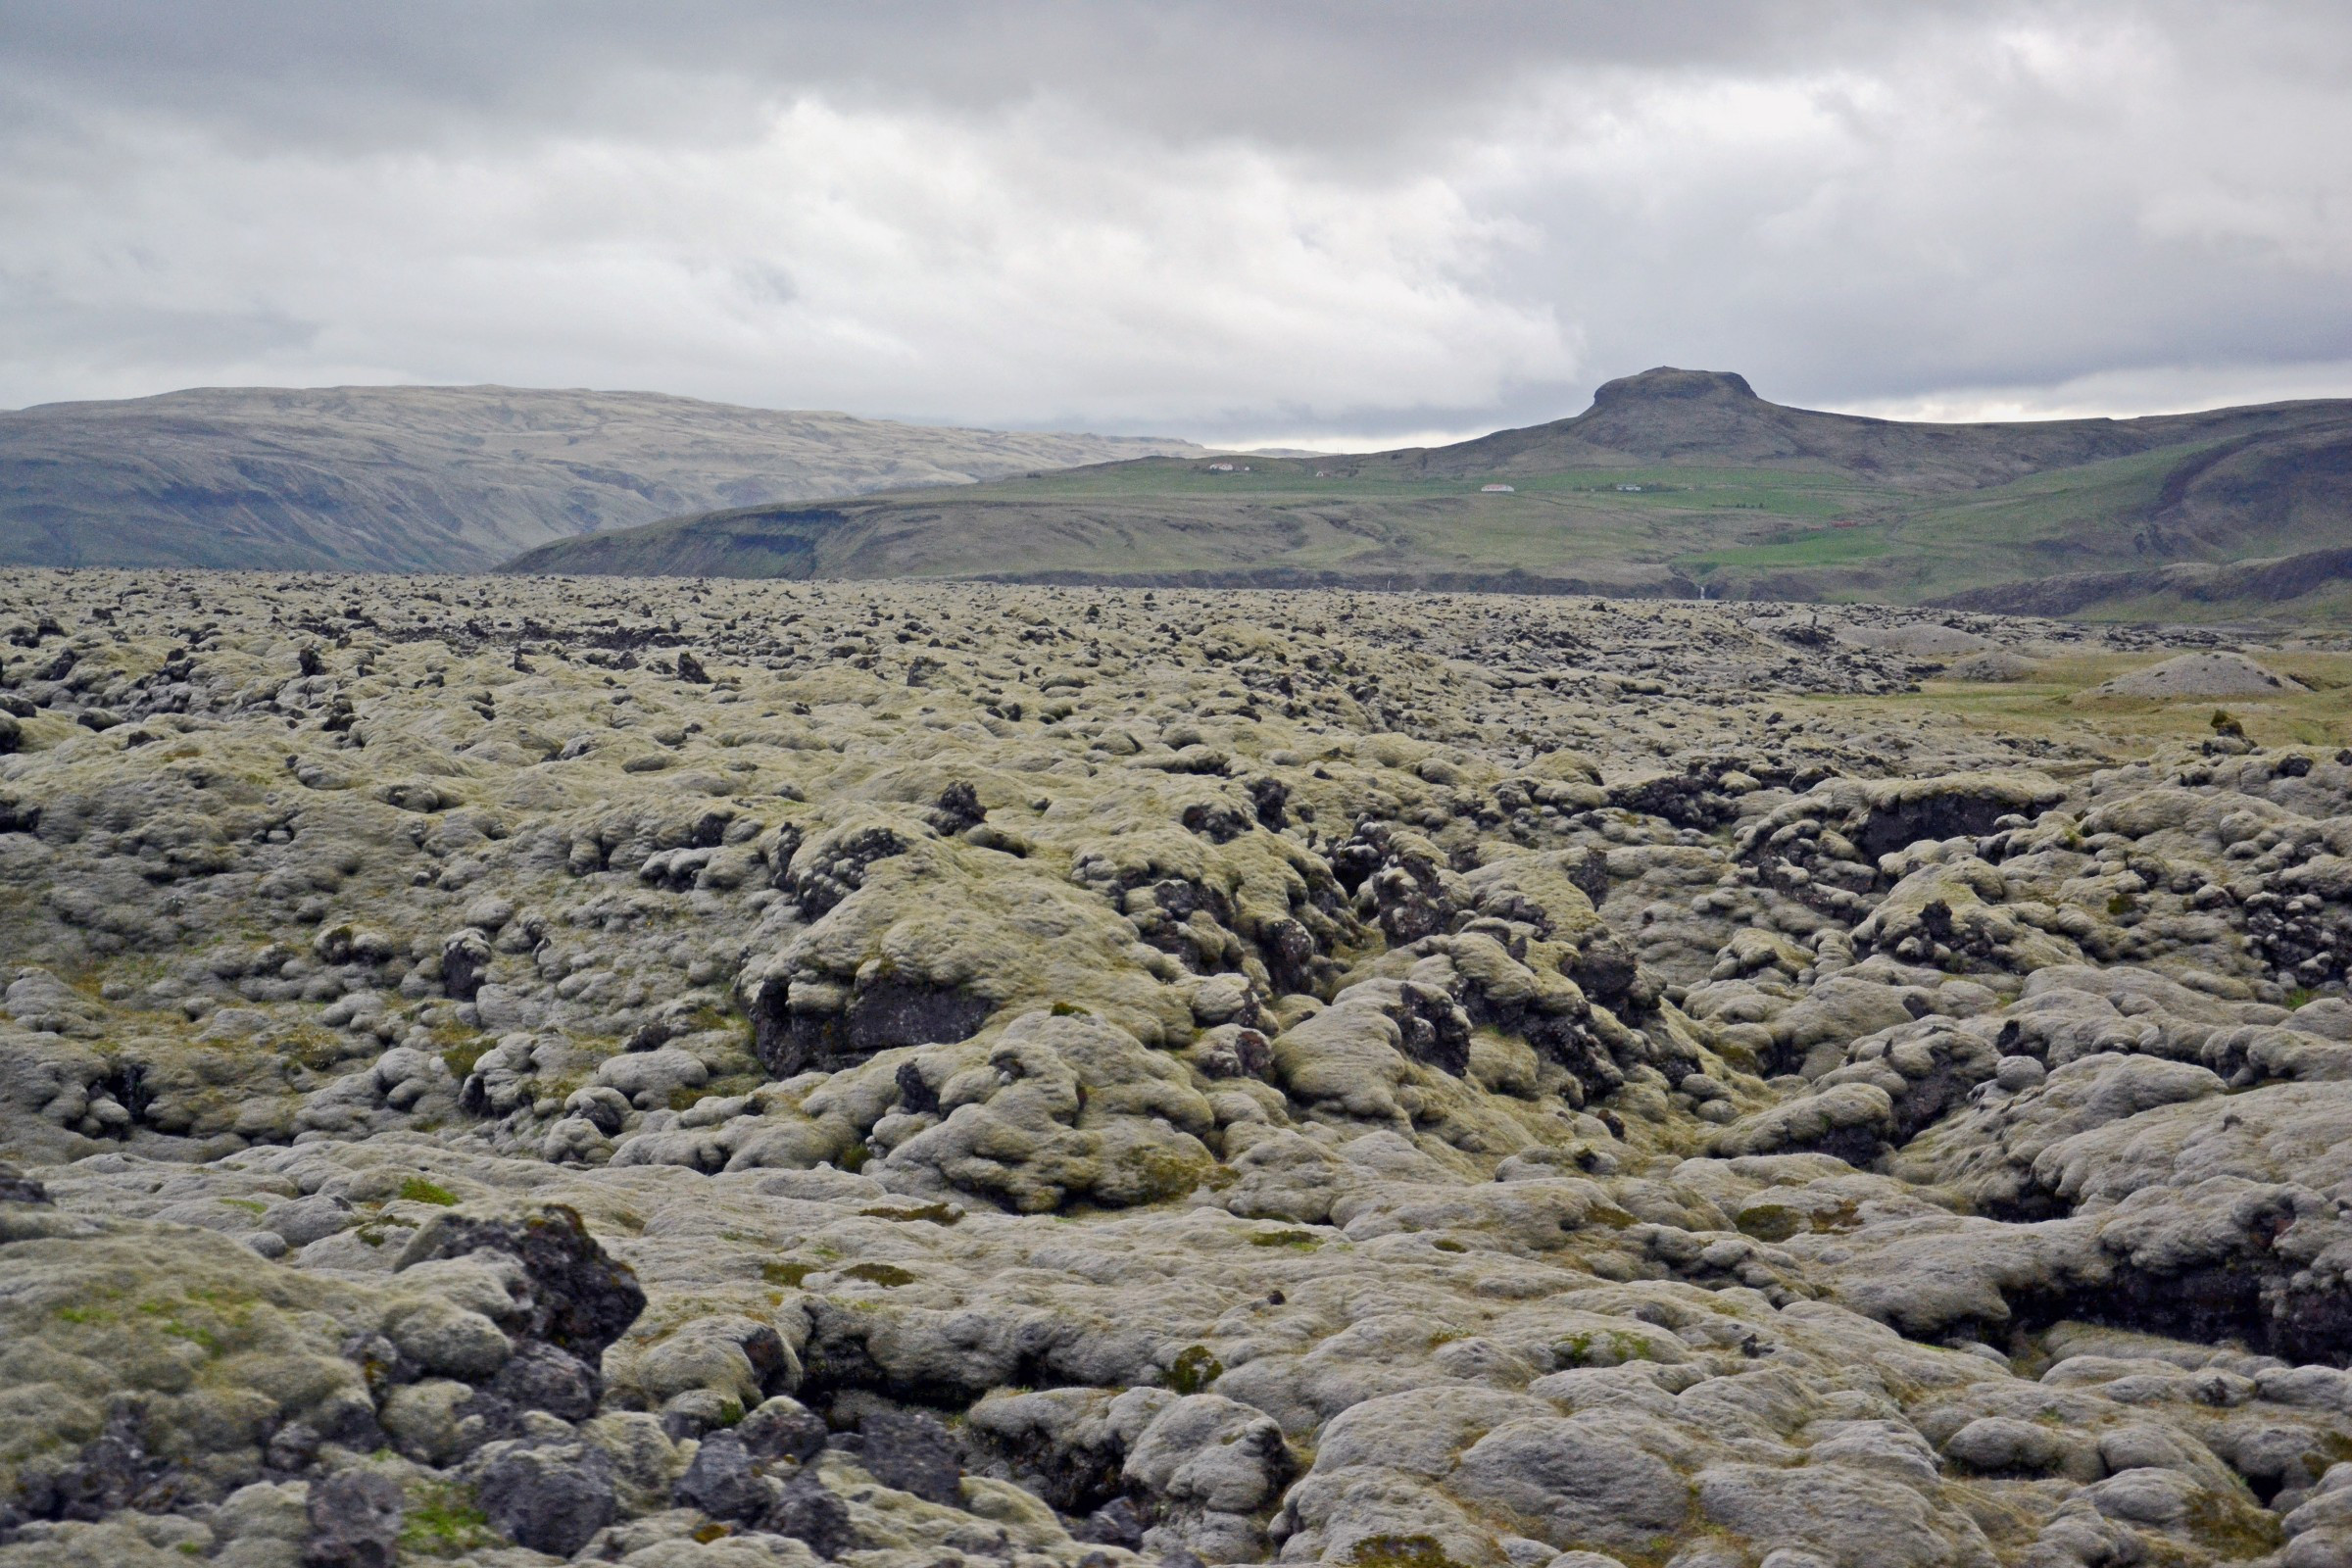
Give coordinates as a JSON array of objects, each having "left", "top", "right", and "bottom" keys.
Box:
[{"left": 1679, "top": 525, "right": 1895, "bottom": 571}]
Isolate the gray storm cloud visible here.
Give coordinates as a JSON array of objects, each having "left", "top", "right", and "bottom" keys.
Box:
[{"left": 1, "top": 0, "right": 2348, "bottom": 443}]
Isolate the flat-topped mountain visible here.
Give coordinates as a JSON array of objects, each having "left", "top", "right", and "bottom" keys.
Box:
[
  {"left": 506, "top": 368, "right": 2352, "bottom": 621},
  {"left": 1338, "top": 365, "right": 2352, "bottom": 491},
  {"left": 0, "top": 384, "right": 1202, "bottom": 572}
]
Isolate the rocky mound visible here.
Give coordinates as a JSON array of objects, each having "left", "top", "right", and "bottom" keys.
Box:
[
  {"left": 2093, "top": 653, "right": 2309, "bottom": 700},
  {"left": 1838, "top": 624, "right": 1994, "bottom": 659},
  {"left": 1945, "top": 651, "right": 2040, "bottom": 683},
  {"left": 0, "top": 571, "right": 2349, "bottom": 1567}
]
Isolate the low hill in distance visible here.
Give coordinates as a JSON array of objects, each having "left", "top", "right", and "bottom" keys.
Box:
[
  {"left": 504, "top": 368, "right": 2352, "bottom": 622},
  {"left": 0, "top": 385, "right": 1202, "bottom": 572}
]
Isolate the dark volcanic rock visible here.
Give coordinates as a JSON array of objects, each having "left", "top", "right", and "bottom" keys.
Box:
[
  {"left": 474, "top": 1442, "right": 615, "bottom": 1556},
  {"left": 397, "top": 1205, "right": 646, "bottom": 1359},
  {"left": 303, "top": 1467, "right": 404, "bottom": 1568}
]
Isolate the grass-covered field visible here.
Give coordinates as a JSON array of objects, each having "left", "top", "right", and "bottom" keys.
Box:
[
  {"left": 973, "top": 455, "right": 1877, "bottom": 515},
  {"left": 1847, "top": 648, "right": 2352, "bottom": 759}
]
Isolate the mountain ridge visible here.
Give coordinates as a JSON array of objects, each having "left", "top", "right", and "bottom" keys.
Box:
[
  {"left": 503, "top": 368, "right": 2352, "bottom": 621},
  {"left": 0, "top": 383, "right": 1202, "bottom": 572},
  {"left": 1353, "top": 366, "right": 2352, "bottom": 488}
]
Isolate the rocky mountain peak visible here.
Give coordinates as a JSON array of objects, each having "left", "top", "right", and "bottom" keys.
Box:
[{"left": 1588, "top": 366, "right": 1761, "bottom": 406}]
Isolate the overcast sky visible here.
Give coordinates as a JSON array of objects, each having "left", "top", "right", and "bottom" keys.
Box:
[{"left": 3, "top": 1, "right": 2349, "bottom": 446}]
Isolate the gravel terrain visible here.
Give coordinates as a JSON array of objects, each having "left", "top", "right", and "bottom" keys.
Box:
[{"left": 1, "top": 569, "right": 2350, "bottom": 1567}]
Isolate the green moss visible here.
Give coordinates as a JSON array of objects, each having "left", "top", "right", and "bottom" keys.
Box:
[
  {"left": 434, "top": 1027, "right": 492, "bottom": 1082},
  {"left": 858, "top": 1202, "right": 963, "bottom": 1225},
  {"left": 761, "top": 1260, "right": 816, "bottom": 1288},
  {"left": 841, "top": 1261, "right": 916, "bottom": 1288},
  {"left": 400, "top": 1478, "right": 496, "bottom": 1556},
  {"left": 1555, "top": 1328, "right": 1668, "bottom": 1369},
  {"left": 1349, "top": 1534, "right": 1475, "bottom": 1568},
  {"left": 217, "top": 1198, "right": 268, "bottom": 1214},
  {"left": 160, "top": 1318, "right": 223, "bottom": 1354},
  {"left": 51, "top": 1283, "right": 129, "bottom": 1328},
  {"left": 1735, "top": 1202, "right": 1802, "bottom": 1243},
  {"left": 1431, "top": 1238, "right": 1465, "bottom": 1253},
  {"left": 1124, "top": 1140, "right": 1214, "bottom": 1203},
  {"left": 397, "top": 1177, "right": 459, "bottom": 1206},
  {"left": 1249, "top": 1228, "right": 1322, "bottom": 1250},
  {"left": 2181, "top": 1486, "right": 2285, "bottom": 1555},
  {"left": 290, "top": 1029, "right": 361, "bottom": 1073},
  {"left": 1166, "top": 1343, "right": 1223, "bottom": 1396}
]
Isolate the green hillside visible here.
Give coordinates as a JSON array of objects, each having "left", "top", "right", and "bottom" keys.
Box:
[
  {"left": 0, "top": 385, "right": 1201, "bottom": 572},
  {"left": 501, "top": 368, "right": 2352, "bottom": 621}
]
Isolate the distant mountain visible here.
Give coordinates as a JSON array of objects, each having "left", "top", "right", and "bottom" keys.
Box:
[
  {"left": 1340, "top": 368, "right": 2352, "bottom": 494},
  {"left": 1932, "top": 545, "right": 2352, "bottom": 621},
  {"left": 0, "top": 385, "right": 1201, "bottom": 572},
  {"left": 502, "top": 368, "right": 2352, "bottom": 622}
]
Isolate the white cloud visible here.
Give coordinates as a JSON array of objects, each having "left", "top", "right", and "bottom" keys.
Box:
[
  {"left": 1829, "top": 359, "right": 2352, "bottom": 424},
  {"left": 0, "top": 95, "right": 1578, "bottom": 434},
  {"left": 4, "top": 3, "right": 2352, "bottom": 443}
]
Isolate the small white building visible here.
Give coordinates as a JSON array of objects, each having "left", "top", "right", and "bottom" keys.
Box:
[{"left": 1481, "top": 483, "right": 1515, "bottom": 493}]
